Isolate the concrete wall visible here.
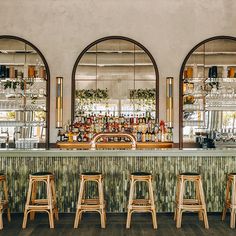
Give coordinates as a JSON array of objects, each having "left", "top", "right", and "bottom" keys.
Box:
[{"left": 1, "top": 0, "right": 236, "bottom": 143}]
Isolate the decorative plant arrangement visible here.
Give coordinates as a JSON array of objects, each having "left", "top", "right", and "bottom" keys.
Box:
[
  {"left": 130, "top": 89, "right": 156, "bottom": 110},
  {"left": 3, "top": 80, "right": 34, "bottom": 91},
  {"left": 75, "top": 89, "right": 109, "bottom": 112},
  {"left": 3, "top": 80, "right": 25, "bottom": 91}
]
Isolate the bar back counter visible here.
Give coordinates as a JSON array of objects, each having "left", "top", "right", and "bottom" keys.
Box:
[{"left": 0, "top": 148, "right": 235, "bottom": 213}]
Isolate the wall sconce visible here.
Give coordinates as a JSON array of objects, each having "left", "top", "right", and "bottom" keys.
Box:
[
  {"left": 166, "top": 77, "right": 173, "bottom": 127},
  {"left": 56, "top": 77, "right": 63, "bottom": 128}
]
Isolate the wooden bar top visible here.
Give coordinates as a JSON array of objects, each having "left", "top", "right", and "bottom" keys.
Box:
[{"left": 56, "top": 142, "right": 173, "bottom": 149}]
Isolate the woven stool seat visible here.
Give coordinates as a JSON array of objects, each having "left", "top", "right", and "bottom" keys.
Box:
[
  {"left": 179, "top": 172, "right": 200, "bottom": 176},
  {"left": 131, "top": 172, "right": 151, "bottom": 176},
  {"left": 32, "top": 172, "right": 53, "bottom": 176},
  {"left": 81, "top": 172, "right": 102, "bottom": 175}
]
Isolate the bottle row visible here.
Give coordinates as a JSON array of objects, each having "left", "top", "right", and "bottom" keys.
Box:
[
  {"left": 184, "top": 65, "right": 236, "bottom": 79},
  {"left": 57, "top": 114, "right": 173, "bottom": 143},
  {"left": 0, "top": 64, "right": 46, "bottom": 79}
]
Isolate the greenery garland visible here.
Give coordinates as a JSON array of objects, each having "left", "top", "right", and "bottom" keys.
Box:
[
  {"left": 3, "top": 80, "right": 33, "bottom": 90},
  {"left": 75, "top": 88, "right": 108, "bottom": 101},
  {"left": 130, "top": 88, "right": 156, "bottom": 101},
  {"left": 75, "top": 89, "right": 109, "bottom": 112}
]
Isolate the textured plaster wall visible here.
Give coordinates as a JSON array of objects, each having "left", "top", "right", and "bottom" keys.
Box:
[{"left": 1, "top": 0, "right": 236, "bottom": 142}]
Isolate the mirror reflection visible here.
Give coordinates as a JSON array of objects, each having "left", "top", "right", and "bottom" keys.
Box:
[
  {"left": 182, "top": 38, "right": 236, "bottom": 148},
  {"left": 74, "top": 39, "right": 157, "bottom": 119},
  {"left": 0, "top": 38, "right": 48, "bottom": 148}
]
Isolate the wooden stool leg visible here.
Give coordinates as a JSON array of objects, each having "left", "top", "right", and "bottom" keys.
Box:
[
  {"left": 176, "top": 209, "right": 182, "bottom": 228},
  {"left": 100, "top": 209, "right": 106, "bottom": 229},
  {"left": 74, "top": 178, "right": 85, "bottom": 228},
  {"left": 230, "top": 178, "right": 236, "bottom": 229},
  {"left": 51, "top": 178, "right": 59, "bottom": 220},
  {"left": 126, "top": 178, "right": 135, "bottom": 229},
  {"left": 48, "top": 209, "right": 54, "bottom": 229},
  {"left": 148, "top": 179, "right": 157, "bottom": 229},
  {"left": 0, "top": 210, "right": 3, "bottom": 230},
  {"left": 3, "top": 180, "right": 10, "bottom": 222},
  {"left": 222, "top": 177, "right": 231, "bottom": 221},
  {"left": 230, "top": 209, "right": 236, "bottom": 229},
  {"left": 174, "top": 177, "right": 180, "bottom": 221},
  {"left": 195, "top": 181, "right": 203, "bottom": 221},
  {"left": 22, "top": 178, "right": 33, "bottom": 229},
  {"left": 197, "top": 179, "right": 209, "bottom": 229},
  {"left": 151, "top": 210, "right": 157, "bottom": 229},
  {"left": 98, "top": 178, "right": 106, "bottom": 229},
  {"left": 30, "top": 181, "right": 36, "bottom": 221},
  {"left": 176, "top": 177, "right": 184, "bottom": 228},
  {"left": 47, "top": 177, "right": 54, "bottom": 229}
]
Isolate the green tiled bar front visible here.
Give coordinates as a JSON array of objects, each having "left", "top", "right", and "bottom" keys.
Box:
[{"left": 0, "top": 149, "right": 235, "bottom": 213}]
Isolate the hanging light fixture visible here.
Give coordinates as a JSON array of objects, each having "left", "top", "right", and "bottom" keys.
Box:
[{"left": 56, "top": 77, "right": 63, "bottom": 128}]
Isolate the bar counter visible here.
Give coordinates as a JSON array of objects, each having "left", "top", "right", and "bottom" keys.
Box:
[{"left": 0, "top": 148, "right": 235, "bottom": 213}]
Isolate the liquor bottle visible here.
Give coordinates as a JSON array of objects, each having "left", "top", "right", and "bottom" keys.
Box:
[
  {"left": 57, "top": 129, "right": 61, "bottom": 142},
  {"left": 61, "top": 131, "right": 65, "bottom": 142},
  {"left": 137, "top": 131, "right": 142, "bottom": 142},
  {"left": 148, "top": 131, "right": 152, "bottom": 142},
  {"left": 141, "top": 131, "right": 146, "bottom": 143},
  {"left": 145, "top": 131, "right": 149, "bottom": 142},
  {"left": 83, "top": 133, "right": 87, "bottom": 142},
  {"left": 68, "top": 129, "right": 73, "bottom": 143},
  {"left": 130, "top": 114, "right": 134, "bottom": 125},
  {"left": 77, "top": 132, "right": 82, "bottom": 142},
  {"left": 73, "top": 132, "right": 78, "bottom": 142}
]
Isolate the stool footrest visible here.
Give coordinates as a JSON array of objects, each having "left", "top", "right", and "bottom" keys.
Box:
[
  {"left": 131, "top": 199, "right": 152, "bottom": 205},
  {"left": 26, "top": 205, "right": 52, "bottom": 210},
  {"left": 177, "top": 205, "right": 206, "bottom": 211},
  {"left": 31, "top": 199, "right": 55, "bottom": 204},
  {"left": 82, "top": 199, "right": 100, "bottom": 204},
  {"left": 175, "top": 199, "right": 200, "bottom": 205},
  {"left": 78, "top": 205, "right": 105, "bottom": 210},
  {"left": 129, "top": 206, "right": 155, "bottom": 211}
]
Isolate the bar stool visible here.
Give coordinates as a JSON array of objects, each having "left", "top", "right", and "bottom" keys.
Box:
[
  {"left": 22, "top": 172, "right": 59, "bottom": 229},
  {"left": 222, "top": 173, "right": 236, "bottom": 228},
  {"left": 74, "top": 172, "right": 106, "bottom": 228},
  {"left": 174, "top": 172, "right": 209, "bottom": 229},
  {"left": 126, "top": 172, "right": 157, "bottom": 229},
  {"left": 0, "top": 174, "right": 10, "bottom": 230}
]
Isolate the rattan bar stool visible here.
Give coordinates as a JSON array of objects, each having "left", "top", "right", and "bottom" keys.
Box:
[
  {"left": 22, "top": 172, "right": 59, "bottom": 229},
  {"left": 126, "top": 172, "right": 157, "bottom": 229},
  {"left": 74, "top": 172, "right": 106, "bottom": 229},
  {"left": 222, "top": 173, "right": 236, "bottom": 228},
  {"left": 0, "top": 174, "right": 10, "bottom": 230},
  {"left": 174, "top": 172, "right": 209, "bottom": 229}
]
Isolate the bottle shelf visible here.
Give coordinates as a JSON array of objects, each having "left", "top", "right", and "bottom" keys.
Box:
[
  {"left": 0, "top": 121, "right": 46, "bottom": 127},
  {"left": 183, "top": 120, "right": 205, "bottom": 126},
  {"left": 0, "top": 77, "right": 46, "bottom": 82},
  {"left": 192, "top": 51, "right": 236, "bottom": 55},
  {"left": 205, "top": 106, "right": 236, "bottom": 111},
  {"left": 185, "top": 64, "right": 236, "bottom": 68},
  {"left": 183, "top": 77, "right": 236, "bottom": 83}
]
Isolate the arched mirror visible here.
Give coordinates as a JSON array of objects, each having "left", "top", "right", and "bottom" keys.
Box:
[
  {"left": 0, "top": 36, "right": 50, "bottom": 148},
  {"left": 180, "top": 36, "right": 236, "bottom": 148},
  {"left": 72, "top": 36, "right": 158, "bottom": 121}
]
